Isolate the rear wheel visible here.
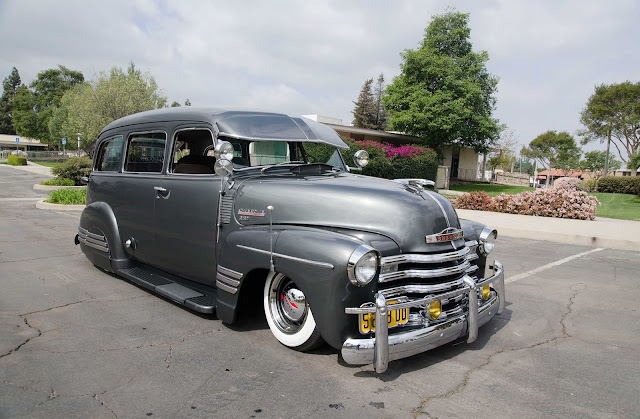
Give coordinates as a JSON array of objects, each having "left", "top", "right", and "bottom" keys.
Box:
[{"left": 263, "top": 272, "right": 324, "bottom": 351}]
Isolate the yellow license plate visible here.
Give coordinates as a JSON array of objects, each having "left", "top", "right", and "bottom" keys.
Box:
[{"left": 359, "top": 303, "right": 409, "bottom": 334}]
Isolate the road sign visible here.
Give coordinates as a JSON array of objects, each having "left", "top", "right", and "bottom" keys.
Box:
[
  {"left": 62, "top": 138, "right": 66, "bottom": 145},
  {"left": 15, "top": 137, "right": 19, "bottom": 143}
]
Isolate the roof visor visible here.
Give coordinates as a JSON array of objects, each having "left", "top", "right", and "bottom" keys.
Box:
[{"left": 216, "top": 112, "right": 348, "bottom": 149}]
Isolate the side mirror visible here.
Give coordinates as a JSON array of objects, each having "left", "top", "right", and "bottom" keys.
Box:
[
  {"left": 353, "top": 150, "right": 369, "bottom": 168},
  {"left": 214, "top": 159, "right": 233, "bottom": 177},
  {"left": 80, "top": 176, "right": 89, "bottom": 185}
]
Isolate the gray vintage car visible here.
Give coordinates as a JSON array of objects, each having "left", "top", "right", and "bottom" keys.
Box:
[{"left": 76, "top": 108, "right": 505, "bottom": 373}]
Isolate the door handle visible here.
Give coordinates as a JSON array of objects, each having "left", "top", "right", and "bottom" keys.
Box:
[{"left": 154, "top": 186, "right": 170, "bottom": 199}]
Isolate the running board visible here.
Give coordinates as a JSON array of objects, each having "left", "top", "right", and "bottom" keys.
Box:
[{"left": 119, "top": 266, "right": 216, "bottom": 314}]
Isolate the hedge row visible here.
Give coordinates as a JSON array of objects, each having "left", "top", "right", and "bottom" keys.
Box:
[
  {"left": 596, "top": 176, "right": 640, "bottom": 195},
  {"left": 7, "top": 155, "right": 27, "bottom": 166}
]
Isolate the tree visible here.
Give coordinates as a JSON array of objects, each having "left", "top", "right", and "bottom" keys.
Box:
[
  {"left": 49, "top": 63, "right": 167, "bottom": 155},
  {"left": 12, "top": 65, "right": 84, "bottom": 145},
  {"left": 579, "top": 150, "right": 621, "bottom": 180},
  {"left": 580, "top": 81, "right": 640, "bottom": 165},
  {"left": 487, "top": 128, "right": 518, "bottom": 173},
  {"left": 0, "top": 67, "right": 22, "bottom": 134},
  {"left": 373, "top": 74, "right": 388, "bottom": 130},
  {"left": 171, "top": 101, "right": 181, "bottom": 107},
  {"left": 521, "top": 130, "right": 581, "bottom": 187},
  {"left": 184, "top": 98, "right": 191, "bottom": 106},
  {"left": 352, "top": 78, "right": 376, "bottom": 129},
  {"left": 383, "top": 10, "right": 501, "bottom": 153}
]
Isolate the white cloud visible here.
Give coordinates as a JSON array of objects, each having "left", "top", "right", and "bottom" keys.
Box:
[{"left": 1, "top": 0, "right": 638, "bottom": 154}]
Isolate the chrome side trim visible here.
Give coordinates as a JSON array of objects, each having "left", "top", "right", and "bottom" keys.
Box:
[
  {"left": 217, "top": 265, "right": 243, "bottom": 280},
  {"left": 78, "top": 227, "right": 105, "bottom": 242},
  {"left": 236, "top": 245, "right": 334, "bottom": 269},
  {"left": 381, "top": 247, "right": 470, "bottom": 265},
  {"left": 79, "top": 239, "right": 109, "bottom": 253},
  {"left": 216, "top": 272, "right": 240, "bottom": 288},
  {"left": 215, "top": 280, "right": 238, "bottom": 295},
  {"left": 379, "top": 261, "right": 471, "bottom": 283}
]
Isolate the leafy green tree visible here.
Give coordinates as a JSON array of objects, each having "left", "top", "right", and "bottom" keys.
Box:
[
  {"left": 184, "top": 98, "right": 191, "bottom": 106},
  {"left": 580, "top": 81, "right": 640, "bottom": 164},
  {"left": 628, "top": 153, "right": 640, "bottom": 171},
  {"left": 352, "top": 78, "right": 377, "bottom": 129},
  {"left": 0, "top": 67, "right": 22, "bottom": 134},
  {"left": 579, "top": 150, "right": 621, "bottom": 180},
  {"left": 170, "top": 101, "right": 181, "bottom": 107},
  {"left": 522, "top": 131, "right": 582, "bottom": 186},
  {"left": 373, "top": 74, "right": 388, "bottom": 130},
  {"left": 49, "top": 63, "right": 167, "bottom": 155},
  {"left": 12, "top": 65, "right": 84, "bottom": 145},
  {"left": 383, "top": 10, "right": 501, "bottom": 153}
]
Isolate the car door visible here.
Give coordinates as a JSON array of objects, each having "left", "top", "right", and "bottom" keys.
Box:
[
  {"left": 116, "top": 129, "right": 168, "bottom": 266},
  {"left": 152, "top": 126, "right": 220, "bottom": 285}
]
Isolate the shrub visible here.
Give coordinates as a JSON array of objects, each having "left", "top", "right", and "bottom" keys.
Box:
[
  {"left": 46, "top": 188, "right": 86, "bottom": 205},
  {"left": 553, "top": 177, "right": 580, "bottom": 191},
  {"left": 453, "top": 188, "right": 600, "bottom": 220},
  {"left": 579, "top": 178, "right": 597, "bottom": 192},
  {"left": 41, "top": 177, "right": 75, "bottom": 186},
  {"left": 51, "top": 157, "right": 92, "bottom": 185},
  {"left": 7, "top": 155, "right": 27, "bottom": 166},
  {"left": 597, "top": 176, "right": 640, "bottom": 195},
  {"left": 341, "top": 138, "right": 438, "bottom": 181}
]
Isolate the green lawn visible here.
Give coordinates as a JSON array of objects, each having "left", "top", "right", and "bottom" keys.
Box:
[
  {"left": 591, "top": 192, "right": 640, "bottom": 221},
  {"left": 449, "top": 183, "right": 534, "bottom": 196},
  {"left": 32, "top": 161, "right": 62, "bottom": 168}
]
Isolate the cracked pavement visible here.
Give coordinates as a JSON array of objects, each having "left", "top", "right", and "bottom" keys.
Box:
[{"left": 1, "top": 164, "right": 640, "bottom": 418}]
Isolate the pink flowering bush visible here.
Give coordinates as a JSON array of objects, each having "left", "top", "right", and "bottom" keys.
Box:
[
  {"left": 453, "top": 188, "right": 601, "bottom": 220},
  {"left": 553, "top": 177, "right": 581, "bottom": 191}
]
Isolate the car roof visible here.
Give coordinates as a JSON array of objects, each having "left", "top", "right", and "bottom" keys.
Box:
[{"left": 101, "top": 107, "right": 348, "bottom": 149}]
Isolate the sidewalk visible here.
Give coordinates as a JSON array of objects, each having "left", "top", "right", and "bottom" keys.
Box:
[
  {"left": 457, "top": 208, "right": 640, "bottom": 252},
  {"left": 1, "top": 161, "right": 54, "bottom": 176}
]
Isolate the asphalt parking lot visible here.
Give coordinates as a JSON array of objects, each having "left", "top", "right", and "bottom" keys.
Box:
[{"left": 1, "top": 165, "right": 640, "bottom": 418}]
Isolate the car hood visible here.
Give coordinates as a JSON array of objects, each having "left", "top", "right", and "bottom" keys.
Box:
[{"left": 230, "top": 172, "right": 463, "bottom": 253}]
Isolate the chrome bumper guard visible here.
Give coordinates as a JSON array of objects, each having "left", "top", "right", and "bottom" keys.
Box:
[{"left": 342, "top": 260, "right": 505, "bottom": 373}]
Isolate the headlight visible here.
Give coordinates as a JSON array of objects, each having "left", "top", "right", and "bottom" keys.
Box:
[
  {"left": 347, "top": 245, "right": 379, "bottom": 286},
  {"left": 353, "top": 150, "right": 369, "bottom": 168},
  {"left": 478, "top": 227, "right": 497, "bottom": 256}
]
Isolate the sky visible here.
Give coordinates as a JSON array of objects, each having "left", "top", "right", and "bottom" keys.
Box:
[{"left": 1, "top": 0, "right": 638, "bottom": 158}]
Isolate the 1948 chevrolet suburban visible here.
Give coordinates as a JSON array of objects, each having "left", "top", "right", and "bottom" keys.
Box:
[{"left": 76, "top": 107, "right": 505, "bottom": 373}]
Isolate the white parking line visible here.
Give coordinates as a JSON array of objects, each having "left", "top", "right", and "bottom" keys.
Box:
[{"left": 506, "top": 248, "right": 604, "bottom": 284}]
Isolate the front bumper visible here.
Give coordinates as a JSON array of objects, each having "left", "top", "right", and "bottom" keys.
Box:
[{"left": 341, "top": 260, "right": 505, "bottom": 373}]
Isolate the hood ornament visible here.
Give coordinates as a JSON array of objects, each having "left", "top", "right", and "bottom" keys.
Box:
[{"left": 425, "top": 228, "right": 463, "bottom": 244}]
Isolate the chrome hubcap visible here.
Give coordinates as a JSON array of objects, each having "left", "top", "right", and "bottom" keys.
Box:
[{"left": 269, "top": 274, "right": 308, "bottom": 334}]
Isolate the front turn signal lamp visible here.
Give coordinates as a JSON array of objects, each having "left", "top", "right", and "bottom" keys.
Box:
[
  {"left": 482, "top": 285, "right": 491, "bottom": 300},
  {"left": 428, "top": 301, "right": 442, "bottom": 320}
]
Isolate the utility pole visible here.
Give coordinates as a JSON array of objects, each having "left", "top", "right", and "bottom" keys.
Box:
[
  {"left": 603, "top": 135, "right": 611, "bottom": 177},
  {"left": 76, "top": 133, "right": 81, "bottom": 157}
]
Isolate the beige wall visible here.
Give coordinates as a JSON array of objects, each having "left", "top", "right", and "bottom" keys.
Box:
[{"left": 442, "top": 146, "right": 479, "bottom": 180}]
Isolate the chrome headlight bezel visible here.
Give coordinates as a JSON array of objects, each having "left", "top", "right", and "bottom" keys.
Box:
[
  {"left": 478, "top": 227, "right": 498, "bottom": 256},
  {"left": 347, "top": 245, "right": 380, "bottom": 286}
]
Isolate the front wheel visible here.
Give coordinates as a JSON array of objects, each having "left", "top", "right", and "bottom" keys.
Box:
[{"left": 263, "top": 272, "right": 324, "bottom": 351}]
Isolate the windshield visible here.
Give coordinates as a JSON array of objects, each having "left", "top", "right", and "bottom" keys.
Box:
[{"left": 218, "top": 138, "right": 346, "bottom": 171}]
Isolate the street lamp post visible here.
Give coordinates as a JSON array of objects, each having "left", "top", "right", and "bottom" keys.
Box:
[{"left": 76, "top": 133, "right": 81, "bottom": 157}]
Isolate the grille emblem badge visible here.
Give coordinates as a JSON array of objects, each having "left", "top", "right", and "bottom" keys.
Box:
[{"left": 425, "top": 228, "right": 463, "bottom": 243}]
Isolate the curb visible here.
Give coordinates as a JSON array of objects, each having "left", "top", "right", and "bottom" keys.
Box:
[
  {"left": 36, "top": 199, "right": 85, "bottom": 211},
  {"left": 33, "top": 184, "right": 86, "bottom": 191}
]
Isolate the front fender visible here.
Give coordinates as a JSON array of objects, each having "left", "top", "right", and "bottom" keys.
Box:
[{"left": 217, "top": 226, "right": 378, "bottom": 348}]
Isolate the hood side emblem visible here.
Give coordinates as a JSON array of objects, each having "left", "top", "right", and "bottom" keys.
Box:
[{"left": 426, "top": 228, "right": 463, "bottom": 244}]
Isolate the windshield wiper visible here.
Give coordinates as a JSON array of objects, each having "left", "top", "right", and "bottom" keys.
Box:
[{"left": 260, "top": 161, "right": 305, "bottom": 174}]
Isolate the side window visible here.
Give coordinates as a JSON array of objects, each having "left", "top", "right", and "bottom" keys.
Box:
[
  {"left": 171, "top": 129, "right": 215, "bottom": 174},
  {"left": 124, "top": 132, "right": 166, "bottom": 173},
  {"left": 95, "top": 135, "right": 124, "bottom": 171}
]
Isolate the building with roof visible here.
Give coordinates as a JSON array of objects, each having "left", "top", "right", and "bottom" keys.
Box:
[{"left": 0, "top": 134, "right": 47, "bottom": 152}]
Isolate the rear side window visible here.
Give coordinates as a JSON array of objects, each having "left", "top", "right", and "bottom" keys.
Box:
[
  {"left": 95, "top": 135, "right": 124, "bottom": 172},
  {"left": 124, "top": 132, "right": 166, "bottom": 173}
]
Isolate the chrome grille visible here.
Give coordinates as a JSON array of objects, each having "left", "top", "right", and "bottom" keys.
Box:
[{"left": 371, "top": 243, "right": 481, "bottom": 334}]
